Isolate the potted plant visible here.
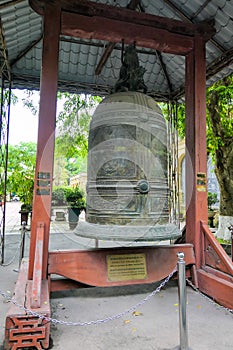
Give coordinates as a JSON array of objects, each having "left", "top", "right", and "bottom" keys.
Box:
[
  {"left": 18, "top": 184, "right": 33, "bottom": 225},
  {"left": 19, "top": 203, "right": 32, "bottom": 225},
  {"left": 65, "top": 186, "right": 86, "bottom": 229}
]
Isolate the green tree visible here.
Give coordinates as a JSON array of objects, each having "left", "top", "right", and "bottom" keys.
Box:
[
  {"left": 7, "top": 142, "right": 36, "bottom": 207},
  {"left": 21, "top": 89, "right": 39, "bottom": 116},
  {"left": 161, "top": 75, "right": 233, "bottom": 240},
  {"left": 206, "top": 75, "right": 233, "bottom": 239},
  {"left": 0, "top": 89, "right": 18, "bottom": 199},
  {"left": 12, "top": 91, "right": 102, "bottom": 189},
  {"left": 56, "top": 93, "right": 101, "bottom": 159},
  {"left": 54, "top": 93, "right": 101, "bottom": 181}
]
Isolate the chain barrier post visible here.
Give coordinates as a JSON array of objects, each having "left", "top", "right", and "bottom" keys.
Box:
[
  {"left": 177, "top": 252, "right": 191, "bottom": 350},
  {"left": 14, "top": 221, "right": 27, "bottom": 272},
  {"left": 20, "top": 221, "right": 26, "bottom": 262}
]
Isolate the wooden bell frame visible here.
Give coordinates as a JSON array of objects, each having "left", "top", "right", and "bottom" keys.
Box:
[{"left": 5, "top": 1, "right": 233, "bottom": 349}]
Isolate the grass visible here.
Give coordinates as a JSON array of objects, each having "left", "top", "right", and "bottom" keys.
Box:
[{"left": 217, "top": 238, "right": 231, "bottom": 245}]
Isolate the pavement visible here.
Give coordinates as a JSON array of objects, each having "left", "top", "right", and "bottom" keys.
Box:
[{"left": 0, "top": 202, "right": 233, "bottom": 350}]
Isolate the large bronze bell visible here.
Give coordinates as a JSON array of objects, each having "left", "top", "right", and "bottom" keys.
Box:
[{"left": 76, "top": 46, "right": 180, "bottom": 242}]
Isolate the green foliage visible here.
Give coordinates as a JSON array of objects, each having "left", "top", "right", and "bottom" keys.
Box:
[
  {"left": 216, "top": 237, "right": 231, "bottom": 245},
  {"left": 65, "top": 157, "right": 87, "bottom": 175},
  {"left": 52, "top": 187, "right": 67, "bottom": 206},
  {"left": 7, "top": 142, "right": 36, "bottom": 206},
  {"left": 0, "top": 89, "right": 18, "bottom": 197},
  {"left": 159, "top": 101, "right": 186, "bottom": 139},
  {"left": 54, "top": 93, "right": 102, "bottom": 181},
  {"left": 21, "top": 89, "right": 39, "bottom": 116},
  {"left": 160, "top": 74, "right": 233, "bottom": 161},
  {"left": 20, "top": 203, "right": 32, "bottom": 212},
  {"left": 64, "top": 186, "right": 86, "bottom": 209},
  {"left": 53, "top": 156, "right": 69, "bottom": 187},
  {"left": 14, "top": 91, "right": 102, "bottom": 181},
  {"left": 207, "top": 192, "right": 219, "bottom": 210},
  {"left": 206, "top": 75, "right": 233, "bottom": 158},
  {"left": 161, "top": 74, "right": 233, "bottom": 217},
  {"left": 55, "top": 93, "right": 102, "bottom": 160},
  {"left": 52, "top": 185, "right": 86, "bottom": 209},
  {"left": 55, "top": 111, "right": 90, "bottom": 159},
  {"left": 176, "top": 103, "right": 186, "bottom": 139}
]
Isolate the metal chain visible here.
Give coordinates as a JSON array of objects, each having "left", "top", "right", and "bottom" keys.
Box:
[
  {"left": 62, "top": 232, "right": 94, "bottom": 249},
  {"left": 62, "top": 231, "right": 162, "bottom": 249},
  {"left": 186, "top": 278, "right": 233, "bottom": 314},
  {"left": 0, "top": 267, "right": 177, "bottom": 327}
]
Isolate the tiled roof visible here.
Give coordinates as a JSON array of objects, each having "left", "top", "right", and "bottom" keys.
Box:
[{"left": 0, "top": 0, "right": 232, "bottom": 100}]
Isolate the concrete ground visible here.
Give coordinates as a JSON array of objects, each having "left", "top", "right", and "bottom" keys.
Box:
[{"left": 0, "top": 202, "right": 233, "bottom": 350}]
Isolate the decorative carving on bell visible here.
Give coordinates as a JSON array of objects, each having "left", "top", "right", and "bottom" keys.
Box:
[{"left": 75, "top": 45, "right": 181, "bottom": 241}]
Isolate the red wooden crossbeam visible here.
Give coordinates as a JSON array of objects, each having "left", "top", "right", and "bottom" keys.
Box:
[{"left": 48, "top": 244, "right": 196, "bottom": 288}]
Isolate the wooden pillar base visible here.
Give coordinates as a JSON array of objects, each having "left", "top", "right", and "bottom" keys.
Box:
[
  {"left": 197, "top": 268, "right": 233, "bottom": 310},
  {"left": 4, "top": 260, "right": 50, "bottom": 350}
]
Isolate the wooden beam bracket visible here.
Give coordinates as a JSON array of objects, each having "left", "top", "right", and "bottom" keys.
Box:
[
  {"left": 200, "top": 221, "right": 233, "bottom": 276},
  {"left": 196, "top": 221, "right": 233, "bottom": 310}
]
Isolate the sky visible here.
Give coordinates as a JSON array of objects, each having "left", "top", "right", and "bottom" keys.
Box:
[
  {"left": 8, "top": 89, "right": 65, "bottom": 145},
  {"left": 9, "top": 101, "right": 38, "bottom": 145},
  {"left": 9, "top": 90, "right": 39, "bottom": 145}
]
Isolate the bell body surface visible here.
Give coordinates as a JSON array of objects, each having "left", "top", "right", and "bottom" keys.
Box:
[{"left": 86, "top": 91, "right": 169, "bottom": 228}]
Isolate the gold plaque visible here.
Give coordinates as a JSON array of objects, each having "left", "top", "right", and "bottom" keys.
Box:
[
  {"left": 197, "top": 172, "right": 207, "bottom": 192},
  {"left": 107, "top": 253, "right": 147, "bottom": 282}
]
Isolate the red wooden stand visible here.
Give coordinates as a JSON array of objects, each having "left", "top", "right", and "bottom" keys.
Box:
[
  {"left": 4, "top": 1, "right": 233, "bottom": 349},
  {"left": 4, "top": 242, "right": 196, "bottom": 350}
]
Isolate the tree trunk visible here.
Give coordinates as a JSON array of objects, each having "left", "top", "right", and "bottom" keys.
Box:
[
  {"left": 215, "top": 144, "right": 233, "bottom": 240},
  {"left": 208, "top": 83, "right": 233, "bottom": 240}
]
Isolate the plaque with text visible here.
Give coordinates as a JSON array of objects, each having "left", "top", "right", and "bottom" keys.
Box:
[
  {"left": 36, "top": 171, "right": 51, "bottom": 196},
  {"left": 37, "top": 172, "right": 50, "bottom": 179},
  {"left": 107, "top": 253, "right": 147, "bottom": 282},
  {"left": 197, "top": 172, "right": 207, "bottom": 192}
]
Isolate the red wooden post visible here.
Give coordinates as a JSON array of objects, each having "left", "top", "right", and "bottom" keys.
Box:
[
  {"left": 28, "top": 2, "right": 61, "bottom": 280},
  {"left": 185, "top": 35, "right": 208, "bottom": 269}
]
